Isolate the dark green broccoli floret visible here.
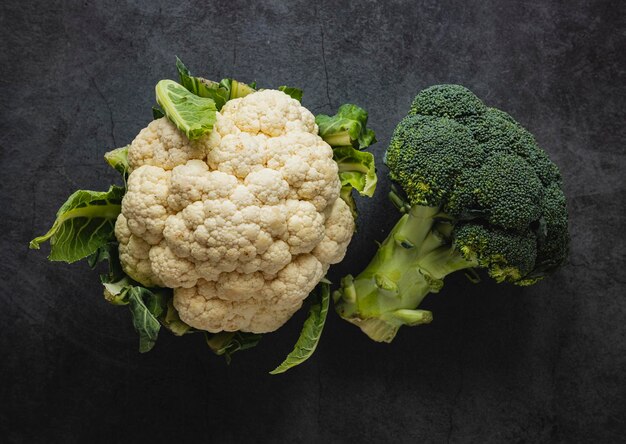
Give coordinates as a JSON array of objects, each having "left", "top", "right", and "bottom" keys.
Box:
[
  {"left": 335, "top": 84, "right": 569, "bottom": 342},
  {"left": 461, "top": 108, "right": 560, "bottom": 185},
  {"left": 527, "top": 182, "right": 569, "bottom": 280},
  {"left": 455, "top": 153, "right": 544, "bottom": 231},
  {"left": 385, "top": 114, "right": 483, "bottom": 206},
  {"left": 454, "top": 223, "right": 537, "bottom": 283},
  {"left": 410, "top": 84, "right": 486, "bottom": 118}
]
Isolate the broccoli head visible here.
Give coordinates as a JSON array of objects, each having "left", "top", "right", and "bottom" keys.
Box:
[{"left": 335, "top": 84, "right": 569, "bottom": 342}]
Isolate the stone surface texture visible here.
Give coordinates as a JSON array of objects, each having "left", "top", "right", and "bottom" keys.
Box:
[{"left": 1, "top": 0, "right": 624, "bottom": 442}]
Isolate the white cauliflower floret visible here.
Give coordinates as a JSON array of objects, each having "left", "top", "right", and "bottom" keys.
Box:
[
  {"left": 174, "top": 281, "right": 258, "bottom": 333},
  {"left": 115, "top": 214, "right": 163, "bottom": 287},
  {"left": 149, "top": 243, "right": 199, "bottom": 289},
  {"left": 259, "top": 240, "right": 292, "bottom": 275},
  {"left": 313, "top": 198, "right": 355, "bottom": 264},
  {"left": 285, "top": 200, "right": 325, "bottom": 254},
  {"left": 167, "top": 160, "right": 237, "bottom": 211},
  {"left": 117, "top": 89, "right": 353, "bottom": 333},
  {"left": 207, "top": 133, "right": 267, "bottom": 179},
  {"left": 221, "top": 90, "right": 318, "bottom": 136},
  {"left": 245, "top": 168, "right": 290, "bottom": 205},
  {"left": 121, "top": 165, "right": 170, "bottom": 245},
  {"left": 216, "top": 271, "right": 265, "bottom": 301},
  {"left": 266, "top": 132, "right": 340, "bottom": 211},
  {"left": 128, "top": 117, "right": 209, "bottom": 171},
  {"left": 173, "top": 254, "right": 324, "bottom": 333}
]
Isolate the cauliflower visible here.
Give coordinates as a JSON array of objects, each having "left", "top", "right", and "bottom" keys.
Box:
[
  {"left": 115, "top": 90, "right": 354, "bottom": 333},
  {"left": 30, "top": 63, "right": 377, "bottom": 363}
]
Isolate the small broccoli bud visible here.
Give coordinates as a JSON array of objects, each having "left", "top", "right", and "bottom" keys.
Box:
[
  {"left": 453, "top": 223, "right": 537, "bottom": 283},
  {"left": 409, "top": 84, "right": 487, "bottom": 119}
]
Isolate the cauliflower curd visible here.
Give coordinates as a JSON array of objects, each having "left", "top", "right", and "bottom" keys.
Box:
[{"left": 115, "top": 90, "right": 354, "bottom": 333}]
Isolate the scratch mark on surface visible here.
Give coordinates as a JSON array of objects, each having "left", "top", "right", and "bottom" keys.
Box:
[
  {"left": 316, "top": 5, "right": 331, "bottom": 110},
  {"left": 446, "top": 365, "right": 465, "bottom": 443},
  {"left": 30, "top": 180, "right": 37, "bottom": 232},
  {"left": 59, "top": 166, "right": 80, "bottom": 188},
  {"left": 231, "top": 7, "right": 239, "bottom": 74},
  {"left": 89, "top": 76, "right": 117, "bottom": 147}
]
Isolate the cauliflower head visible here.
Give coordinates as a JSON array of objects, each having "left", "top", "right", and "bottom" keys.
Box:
[{"left": 115, "top": 90, "right": 354, "bottom": 333}]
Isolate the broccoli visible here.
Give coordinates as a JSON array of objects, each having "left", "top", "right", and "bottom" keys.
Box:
[{"left": 334, "top": 85, "right": 569, "bottom": 342}]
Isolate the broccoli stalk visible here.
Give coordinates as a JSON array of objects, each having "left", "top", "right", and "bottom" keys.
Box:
[{"left": 335, "top": 204, "right": 476, "bottom": 342}]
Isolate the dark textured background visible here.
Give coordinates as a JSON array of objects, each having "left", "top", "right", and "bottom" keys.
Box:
[{"left": 1, "top": 0, "right": 624, "bottom": 442}]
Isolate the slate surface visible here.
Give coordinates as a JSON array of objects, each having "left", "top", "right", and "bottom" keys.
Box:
[{"left": 1, "top": 0, "right": 624, "bottom": 442}]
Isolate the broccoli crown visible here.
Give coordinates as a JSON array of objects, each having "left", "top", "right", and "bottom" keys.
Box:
[{"left": 386, "top": 84, "right": 569, "bottom": 283}]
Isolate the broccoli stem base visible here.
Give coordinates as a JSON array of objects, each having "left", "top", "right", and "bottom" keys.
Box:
[{"left": 334, "top": 205, "right": 476, "bottom": 342}]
